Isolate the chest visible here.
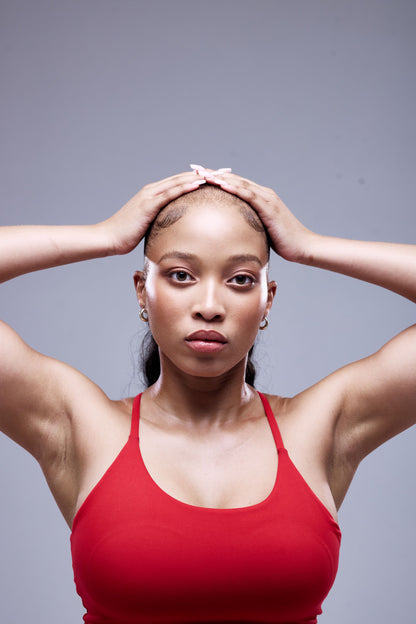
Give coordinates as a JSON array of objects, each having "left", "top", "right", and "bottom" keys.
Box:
[
  {"left": 71, "top": 423, "right": 341, "bottom": 624},
  {"left": 139, "top": 415, "right": 279, "bottom": 509}
]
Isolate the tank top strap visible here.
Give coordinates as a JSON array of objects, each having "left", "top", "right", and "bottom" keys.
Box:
[
  {"left": 257, "top": 391, "right": 285, "bottom": 451},
  {"left": 130, "top": 393, "right": 143, "bottom": 439}
]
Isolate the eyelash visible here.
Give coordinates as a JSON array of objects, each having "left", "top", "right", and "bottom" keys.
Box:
[
  {"left": 168, "top": 271, "right": 255, "bottom": 288},
  {"left": 229, "top": 274, "right": 255, "bottom": 287},
  {"left": 169, "top": 270, "right": 193, "bottom": 283}
]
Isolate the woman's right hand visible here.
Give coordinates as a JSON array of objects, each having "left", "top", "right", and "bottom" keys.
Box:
[{"left": 99, "top": 171, "right": 206, "bottom": 255}]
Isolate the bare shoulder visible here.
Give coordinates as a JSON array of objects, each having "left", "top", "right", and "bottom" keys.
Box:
[
  {"left": 260, "top": 388, "right": 344, "bottom": 517},
  {"left": 0, "top": 322, "right": 137, "bottom": 526},
  {"left": 261, "top": 329, "right": 416, "bottom": 510},
  {"left": 0, "top": 315, "right": 133, "bottom": 462},
  {"left": 261, "top": 376, "right": 352, "bottom": 512},
  {"left": 262, "top": 368, "right": 363, "bottom": 469},
  {"left": 0, "top": 318, "right": 111, "bottom": 460},
  {"left": 261, "top": 380, "right": 344, "bottom": 440},
  {"left": 39, "top": 373, "right": 136, "bottom": 527}
]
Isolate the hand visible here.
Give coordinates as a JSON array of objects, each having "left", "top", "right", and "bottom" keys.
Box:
[
  {"left": 99, "top": 171, "right": 206, "bottom": 255},
  {"left": 201, "top": 170, "right": 313, "bottom": 262}
]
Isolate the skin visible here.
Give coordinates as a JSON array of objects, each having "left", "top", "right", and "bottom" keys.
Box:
[
  {"left": 0, "top": 169, "right": 415, "bottom": 533},
  {"left": 139, "top": 202, "right": 274, "bottom": 382},
  {"left": 134, "top": 201, "right": 278, "bottom": 510}
]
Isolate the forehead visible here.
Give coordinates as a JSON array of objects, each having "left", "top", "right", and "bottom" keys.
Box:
[{"left": 145, "top": 202, "right": 269, "bottom": 264}]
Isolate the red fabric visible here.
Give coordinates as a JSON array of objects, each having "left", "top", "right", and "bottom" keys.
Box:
[{"left": 71, "top": 392, "right": 341, "bottom": 623}]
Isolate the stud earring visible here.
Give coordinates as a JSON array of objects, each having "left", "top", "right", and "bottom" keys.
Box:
[
  {"left": 259, "top": 317, "right": 269, "bottom": 330},
  {"left": 139, "top": 307, "right": 149, "bottom": 322}
]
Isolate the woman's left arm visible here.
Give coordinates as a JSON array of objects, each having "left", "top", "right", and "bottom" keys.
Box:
[
  {"left": 297, "top": 234, "right": 416, "bottom": 460},
  {"left": 302, "top": 234, "right": 416, "bottom": 303},
  {"left": 205, "top": 171, "right": 416, "bottom": 461}
]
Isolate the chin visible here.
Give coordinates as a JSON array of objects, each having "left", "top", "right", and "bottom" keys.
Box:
[{"left": 163, "top": 353, "right": 247, "bottom": 381}]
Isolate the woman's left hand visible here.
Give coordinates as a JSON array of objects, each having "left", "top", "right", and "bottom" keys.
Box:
[{"left": 201, "top": 170, "right": 313, "bottom": 263}]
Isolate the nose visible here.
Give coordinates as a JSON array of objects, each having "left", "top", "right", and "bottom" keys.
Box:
[{"left": 191, "top": 280, "right": 225, "bottom": 322}]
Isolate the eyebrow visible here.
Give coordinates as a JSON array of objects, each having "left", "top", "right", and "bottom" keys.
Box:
[
  {"left": 227, "top": 254, "right": 264, "bottom": 267},
  {"left": 157, "top": 251, "right": 198, "bottom": 263},
  {"left": 157, "top": 251, "right": 264, "bottom": 267}
]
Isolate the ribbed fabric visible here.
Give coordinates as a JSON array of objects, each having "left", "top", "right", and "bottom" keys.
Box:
[{"left": 71, "top": 392, "right": 341, "bottom": 623}]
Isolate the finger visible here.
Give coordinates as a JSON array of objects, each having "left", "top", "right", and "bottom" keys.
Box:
[
  {"left": 150, "top": 178, "right": 207, "bottom": 211},
  {"left": 210, "top": 171, "right": 268, "bottom": 193},
  {"left": 147, "top": 170, "right": 201, "bottom": 187},
  {"left": 190, "top": 164, "right": 207, "bottom": 174},
  {"left": 209, "top": 176, "right": 272, "bottom": 213},
  {"left": 155, "top": 177, "right": 206, "bottom": 197},
  {"left": 201, "top": 170, "right": 243, "bottom": 187},
  {"left": 147, "top": 171, "right": 206, "bottom": 194},
  {"left": 214, "top": 171, "right": 260, "bottom": 187},
  {"left": 214, "top": 167, "right": 232, "bottom": 174},
  {"left": 190, "top": 164, "right": 217, "bottom": 176}
]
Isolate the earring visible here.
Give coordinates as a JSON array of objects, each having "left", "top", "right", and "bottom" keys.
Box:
[
  {"left": 139, "top": 307, "right": 149, "bottom": 322},
  {"left": 259, "top": 317, "right": 269, "bottom": 330}
]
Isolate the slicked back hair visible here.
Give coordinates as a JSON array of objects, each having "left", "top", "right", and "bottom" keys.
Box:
[{"left": 144, "top": 184, "right": 269, "bottom": 256}]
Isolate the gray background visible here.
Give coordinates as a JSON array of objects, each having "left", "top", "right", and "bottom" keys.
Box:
[{"left": 0, "top": 0, "right": 415, "bottom": 621}]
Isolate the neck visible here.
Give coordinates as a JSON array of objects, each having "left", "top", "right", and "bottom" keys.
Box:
[{"left": 145, "top": 355, "right": 256, "bottom": 427}]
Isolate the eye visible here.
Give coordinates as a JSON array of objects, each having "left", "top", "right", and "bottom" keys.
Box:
[
  {"left": 169, "top": 270, "right": 193, "bottom": 282},
  {"left": 229, "top": 274, "right": 255, "bottom": 287}
]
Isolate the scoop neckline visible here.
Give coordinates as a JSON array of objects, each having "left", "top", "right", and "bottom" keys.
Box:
[{"left": 135, "top": 393, "right": 281, "bottom": 513}]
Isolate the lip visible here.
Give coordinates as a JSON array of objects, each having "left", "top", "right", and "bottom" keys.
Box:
[
  {"left": 185, "top": 330, "right": 228, "bottom": 354},
  {"left": 185, "top": 330, "right": 227, "bottom": 343}
]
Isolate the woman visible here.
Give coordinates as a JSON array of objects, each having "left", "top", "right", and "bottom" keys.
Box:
[{"left": 0, "top": 165, "right": 415, "bottom": 623}]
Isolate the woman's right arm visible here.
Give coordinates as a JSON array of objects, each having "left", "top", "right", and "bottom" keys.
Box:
[
  {"left": 0, "top": 171, "right": 205, "bottom": 464},
  {"left": 0, "top": 223, "right": 112, "bottom": 283},
  {"left": 0, "top": 171, "right": 205, "bottom": 283}
]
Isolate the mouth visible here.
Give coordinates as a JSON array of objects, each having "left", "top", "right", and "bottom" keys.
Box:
[
  {"left": 186, "top": 330, "right": 227, "bottom": 343},
  {"left": 185, "top": 330, "right": 228, "bottom": 354}
]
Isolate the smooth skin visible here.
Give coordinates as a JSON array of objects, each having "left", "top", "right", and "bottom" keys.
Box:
[{"left": 0, "top": 169, "right": 415, "bottom": 531}]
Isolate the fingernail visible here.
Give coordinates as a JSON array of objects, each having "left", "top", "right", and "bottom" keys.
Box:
[
  {"left": 214, "top": 168, "right": 232, "bottom": 174},
  {"left": 193, "top": 179, "right": 207, "bottom": 185},
  {"left": 190, "top": 164, "right": 206, "bottom": 173}
]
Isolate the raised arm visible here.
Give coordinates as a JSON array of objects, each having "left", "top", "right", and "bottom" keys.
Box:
[
  {"left": 204, "top": 170, "right": 416, "bottom": 471},
  {"left": 0, "top": 172, "right": 206, "bottom": 283},
  {"left": 0, "top": 171, "right": 206, "bottom": 462}
]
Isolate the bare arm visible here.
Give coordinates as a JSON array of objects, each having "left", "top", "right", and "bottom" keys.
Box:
[
  {"left": 205, "top": 170, "right": 416, "bottom": 463},
  {"left": 302, "top": 234, "right": 416, "bottom": 303},
  {"left": 0, "top": 172, "right": 205, "bottom": 283},
  {"left": 293, "top": 232, "right": 416, "bottom": 466},
  {"left": 0, "top": 223, "right": 112, "bottom": 283},
  {"left": 0, "top": 171, "right": 205, "bottom": 460}
]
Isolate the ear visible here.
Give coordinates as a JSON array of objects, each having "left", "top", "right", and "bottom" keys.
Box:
[
  {"left": 265, "top": 280, "right": 277, "bottom": 317},
  {"left": 133, "top": 270, "right": 147, "bottom": 308}
]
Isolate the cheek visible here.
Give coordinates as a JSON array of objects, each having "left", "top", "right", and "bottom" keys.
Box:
[
  {"left": 230, "top": 299, "right": 265, "bottom": 346},
  {"left": 230, "top": 280, "right": 268, "bottom": 324},
  {"left": 144, "top": 279, "right": 188, "bottom": 337},
  {"left": 228, "top": 286, "right": 268, "bottom": 348}
]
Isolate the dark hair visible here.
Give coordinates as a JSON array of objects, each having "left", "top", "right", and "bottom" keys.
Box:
[
  {"left": 143, "top": 184, "right": 270, "bottom": 257},
  {"left": 141, "top": 331, "right": 257, "bottom": 388}
]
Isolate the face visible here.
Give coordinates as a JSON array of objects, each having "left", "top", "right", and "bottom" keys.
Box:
[{"left": 135, "top": 202, "right": 276, "bottom": 381}]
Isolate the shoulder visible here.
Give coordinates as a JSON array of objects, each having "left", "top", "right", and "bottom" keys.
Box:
[
  {"left": 259, "top": 378, "right": 348, "bottom": 467},
  {"left": 41, "top": 383, "right": 136, "bottom": 526},
  {"left": 260, "top": 382, "right": 343, "bottom": 434}
]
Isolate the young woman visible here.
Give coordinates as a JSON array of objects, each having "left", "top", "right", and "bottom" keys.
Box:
[{"left": 1, "top": 165, "right": 415, "bottom": 623}]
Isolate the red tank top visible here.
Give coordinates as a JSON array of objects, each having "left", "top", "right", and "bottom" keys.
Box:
[{"left": 71, "top": 392, "right": 341, "bottom": 623}]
